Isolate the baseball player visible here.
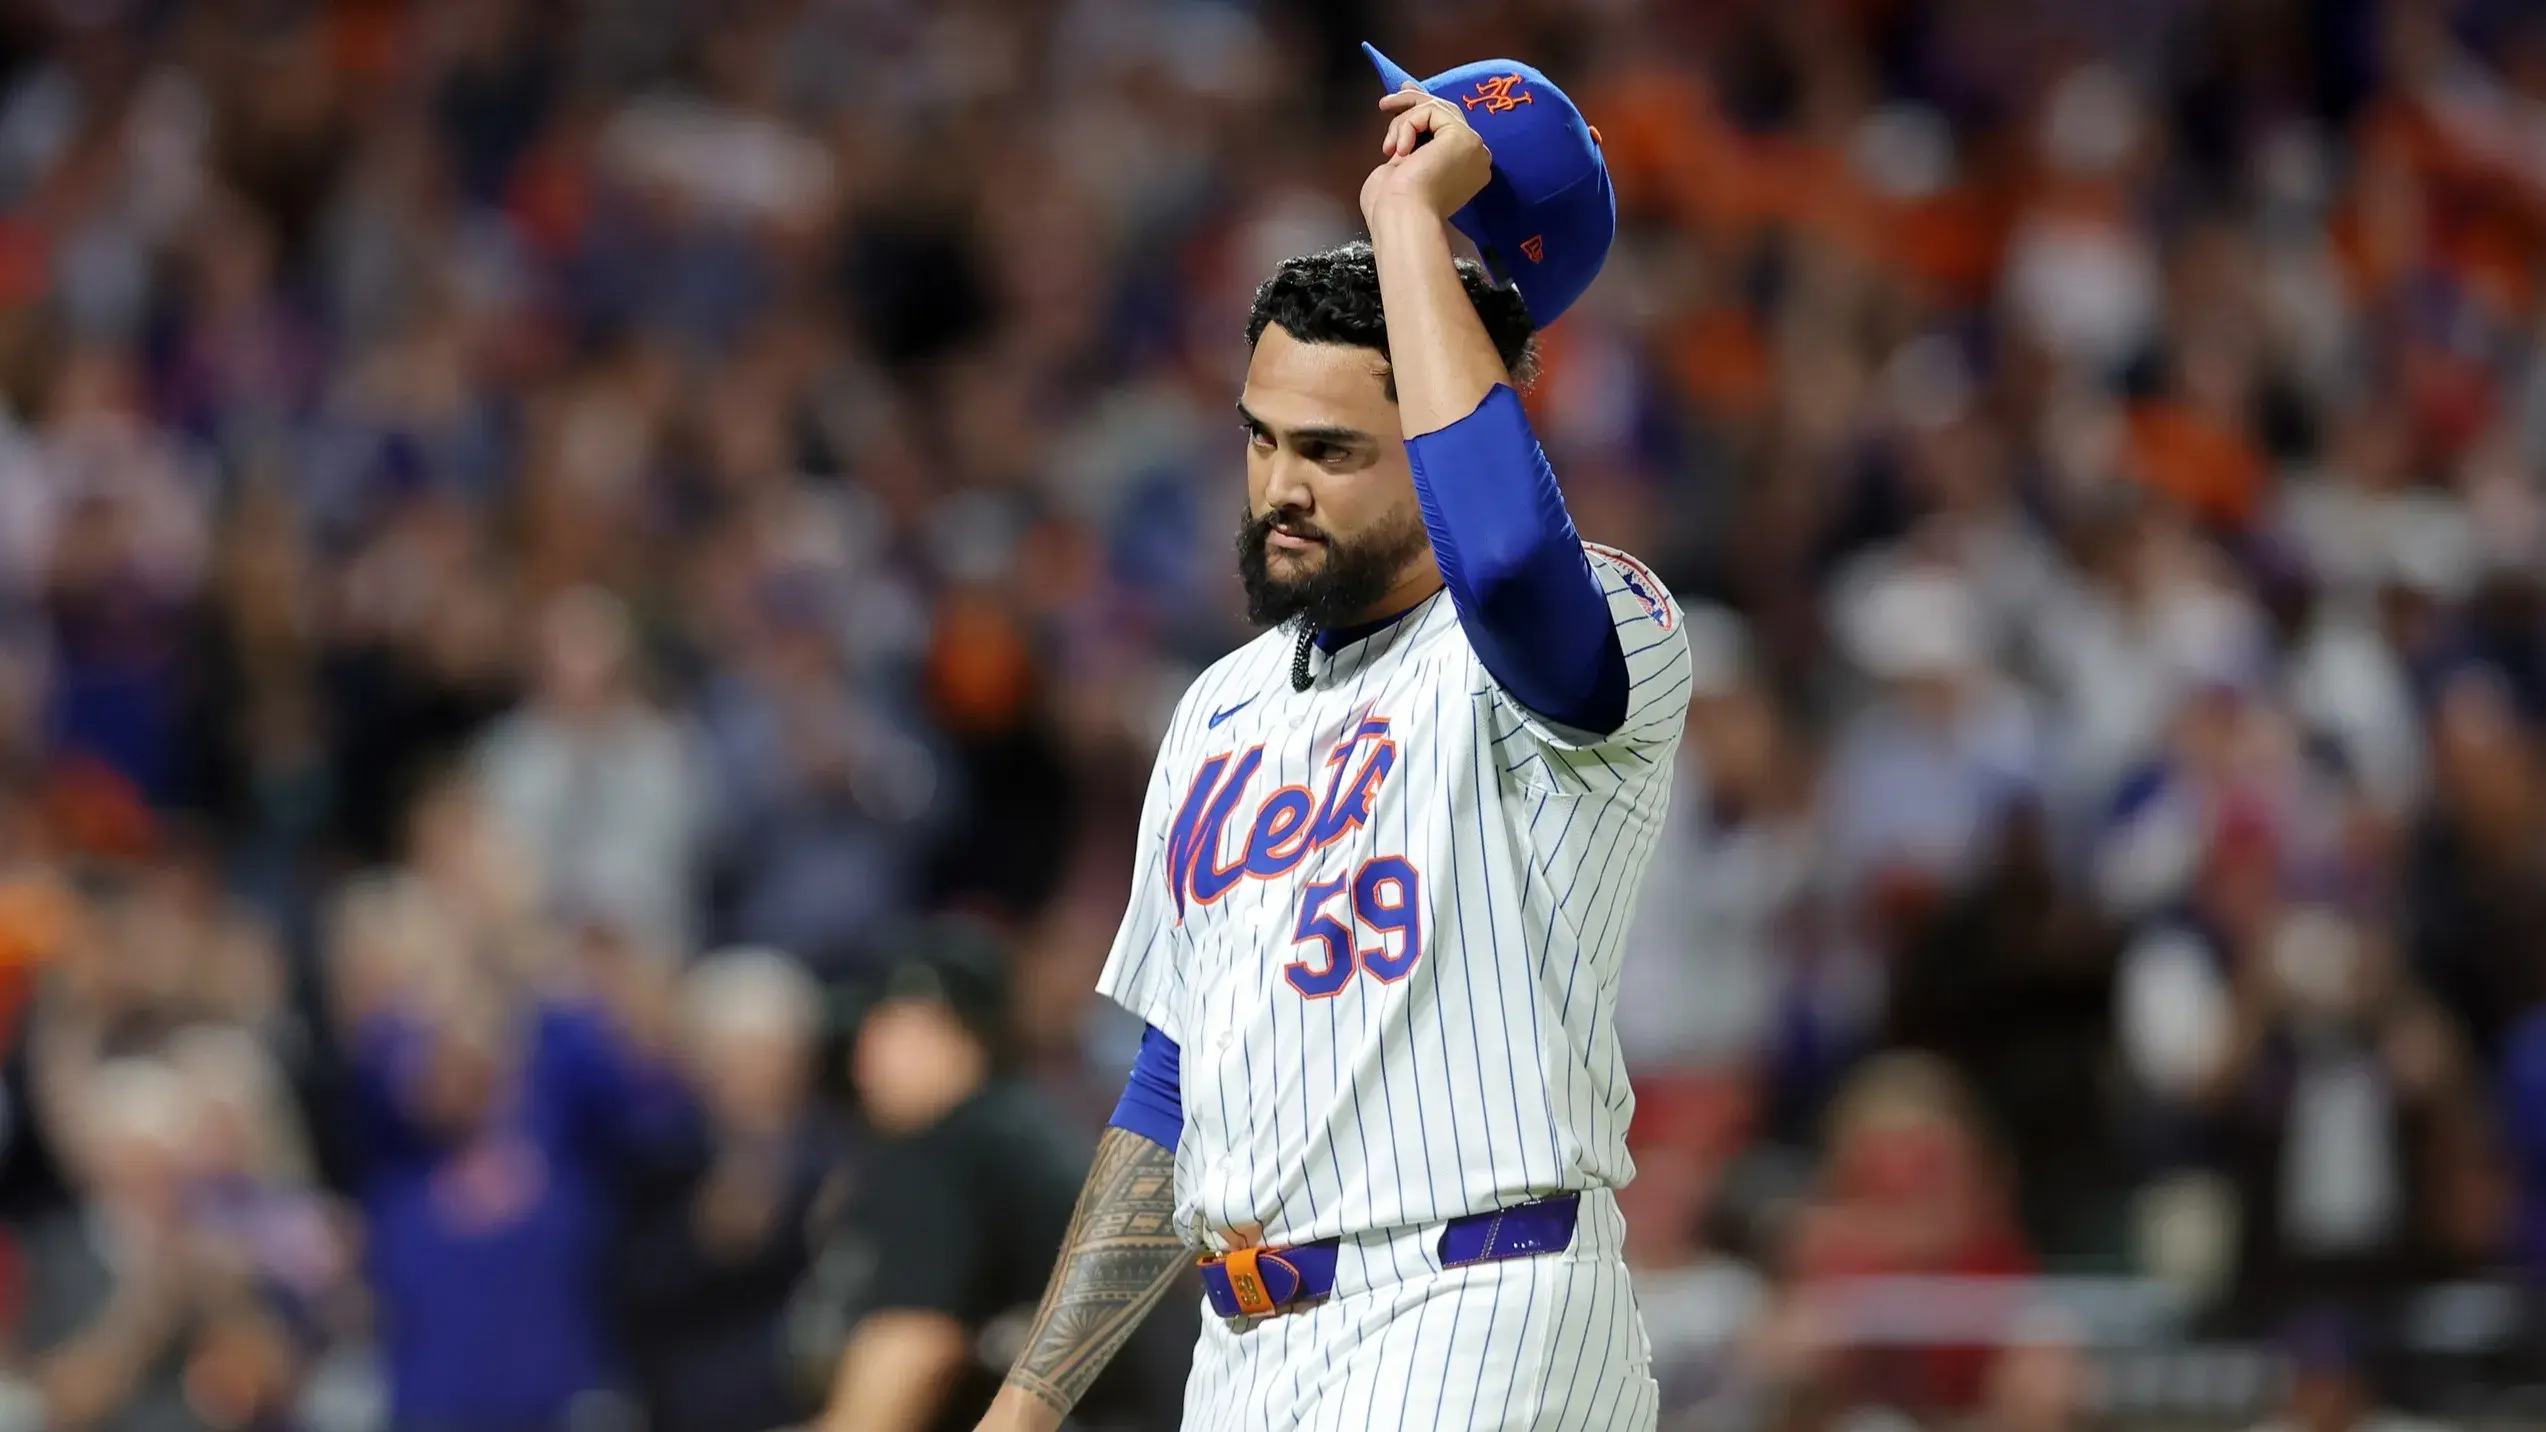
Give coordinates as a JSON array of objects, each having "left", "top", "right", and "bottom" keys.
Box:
[{"left": 978, "top": 45, "right": 1692, "bottom": 1432}]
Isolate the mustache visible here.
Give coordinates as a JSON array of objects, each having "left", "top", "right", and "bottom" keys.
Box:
[{"left": 1247, "top": 508, "right": 1328, "bottom": 544}]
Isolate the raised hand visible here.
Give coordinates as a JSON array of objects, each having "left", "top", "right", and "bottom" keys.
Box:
[{"left": 1359, "top": 82, "right": 1493, "bottom": 227}]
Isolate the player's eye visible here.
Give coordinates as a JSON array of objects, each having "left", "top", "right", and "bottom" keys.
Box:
[{"left": 1242, "top": 422, "right": 1273, "bottom": 449}]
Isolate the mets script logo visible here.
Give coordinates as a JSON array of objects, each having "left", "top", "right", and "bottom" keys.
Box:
[
  {"left": 1168, "top": 714, "right": 1395, "bottom": 920},
  {"left": 1462, "top": 74, "right": 1534, "bottom": 114},
  {"left": 1170, "top": 709, "right": 1429, "bottom": 998},
  {"left": 1584, "top": 542, "right": 1674, "bottom": 630}
]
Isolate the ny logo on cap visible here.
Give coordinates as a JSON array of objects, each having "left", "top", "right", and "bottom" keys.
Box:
[
  {"left": 1462, "top": 74, "right": 1533, "bottom": 114},
  {"left": 1520, "top": 235, "right": 1545, "bottom": 263}
]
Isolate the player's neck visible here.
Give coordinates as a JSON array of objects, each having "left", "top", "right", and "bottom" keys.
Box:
[{"left": 1338, "top": 568, "right": 1444, "bottom": 633}]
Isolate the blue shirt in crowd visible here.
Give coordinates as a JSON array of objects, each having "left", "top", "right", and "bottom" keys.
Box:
[{"left": 350, "top": 1002, "right": 692, "bottom": 1431}]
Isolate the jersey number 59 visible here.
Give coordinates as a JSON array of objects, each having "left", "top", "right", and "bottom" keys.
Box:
[{"left": 1284, "top": 856, "right": 1424, "bottom": 998}]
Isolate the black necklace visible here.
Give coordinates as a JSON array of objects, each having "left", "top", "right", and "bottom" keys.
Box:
[{"left": 1290, "top": 626, "right": 1313, "bottom": 691}]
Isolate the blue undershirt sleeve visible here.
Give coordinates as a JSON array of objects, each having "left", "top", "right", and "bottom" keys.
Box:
[
  {"left": 1405, "top": 384, "right": 1628, "bottom": 735},
  {"left": 1108, "top": 1023, "right": 1184, "bottom": 1151}
]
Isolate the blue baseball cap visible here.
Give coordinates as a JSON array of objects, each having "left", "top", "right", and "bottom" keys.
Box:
[{"left": 1362, "top": 42, "right": 1617, "bottom": 326}]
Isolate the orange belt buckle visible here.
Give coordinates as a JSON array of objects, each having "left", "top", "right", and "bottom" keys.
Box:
[{"left": 1217, "top": 1246, "right": 1278, "bottom": 1317}]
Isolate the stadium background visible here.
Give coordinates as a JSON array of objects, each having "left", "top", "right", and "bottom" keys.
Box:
[{"left": 4, "top": 0, "right": 2546, "bottom": 1427}]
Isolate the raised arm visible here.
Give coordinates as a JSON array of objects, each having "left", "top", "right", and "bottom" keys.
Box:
[
  {"left": 976, "top": 1125, "right": 1187, "bottom": 1431},
  {"left": 1360, "top": 86, "right": 1630, "bottom": 736},
  {"left": 1361, "top": 117, "right": 1506, "bottom": 437}
]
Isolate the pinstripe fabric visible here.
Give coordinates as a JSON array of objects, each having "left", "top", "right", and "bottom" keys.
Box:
[
  {"left": 1179, "top": 1190, "right": 1657, "bottom": 1430},
  {"left": 1096, "top": 545, "right": 1690, "bottom": 1428}
]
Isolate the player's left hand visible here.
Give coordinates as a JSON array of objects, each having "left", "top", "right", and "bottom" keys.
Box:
[{"left": 1360, "top": 82, "right": 1493, "bottom": 226}]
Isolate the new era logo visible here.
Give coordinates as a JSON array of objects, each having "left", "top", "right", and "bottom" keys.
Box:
[
  {"left": 1519, "top": 235, "right": 1545, "bottom": 263},
  {"left": 1462, "top": 74, "right": 1533, "bottom": 114}
]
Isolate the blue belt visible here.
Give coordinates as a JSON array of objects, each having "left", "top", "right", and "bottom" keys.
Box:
[{"left": 1196, "top": 1193, "right": 1582, "bottom": 1319}]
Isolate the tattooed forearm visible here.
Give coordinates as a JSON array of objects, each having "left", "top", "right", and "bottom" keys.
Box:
[{"left": 1003, "top": 1126, "right": 1188, "bottom": 1417}]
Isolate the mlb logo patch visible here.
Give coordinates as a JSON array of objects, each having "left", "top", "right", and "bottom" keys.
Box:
[{"left": 1583, "top": 542, "right": 1673, "bottom": 630}]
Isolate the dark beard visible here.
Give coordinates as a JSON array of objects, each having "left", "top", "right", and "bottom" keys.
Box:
[{"left": 1235, "top": 506, "right": 1429, "bottom": 633}]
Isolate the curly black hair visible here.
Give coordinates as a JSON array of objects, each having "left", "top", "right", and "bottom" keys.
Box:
[{"left": 1243, "top": 241, "right": 1539, "bottom": 398}]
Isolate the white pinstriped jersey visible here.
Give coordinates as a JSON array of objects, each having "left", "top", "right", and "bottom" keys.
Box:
[{"left": 1097, "top": 543, "right": 1694, "bottom": 1250}]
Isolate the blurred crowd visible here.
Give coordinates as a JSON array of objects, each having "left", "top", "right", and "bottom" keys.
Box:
[{"left": 7, "top": 0, "right": 2546, "bottom": 1428}]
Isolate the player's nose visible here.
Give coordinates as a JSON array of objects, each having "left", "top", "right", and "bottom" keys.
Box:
[{"left": 1263, "top": 451, "right": 1319, "bottom": 516}]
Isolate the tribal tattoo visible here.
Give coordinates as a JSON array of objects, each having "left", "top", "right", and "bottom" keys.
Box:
[{"left": 1003, "top": 1126, "right": 1189, "bottom": 1415}]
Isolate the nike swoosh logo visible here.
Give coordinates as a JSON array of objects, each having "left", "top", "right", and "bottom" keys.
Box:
[{"left": 1208, "top": 697, "right": 1256, "bottom": 729}]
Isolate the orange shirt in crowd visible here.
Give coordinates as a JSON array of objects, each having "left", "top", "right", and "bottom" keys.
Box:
[{"left": 0, "top": 871, "right": 76, "bottom": 1061}]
